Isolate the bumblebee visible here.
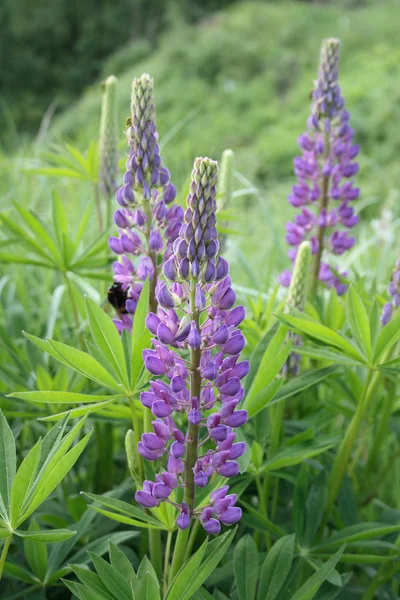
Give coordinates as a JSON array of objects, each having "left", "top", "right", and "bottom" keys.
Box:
[{"left": 108, "top": 283, "right": 128, "bottom": 315}]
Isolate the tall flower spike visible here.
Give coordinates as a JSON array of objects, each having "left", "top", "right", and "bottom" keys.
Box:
[
  {"left": 381, "top": 256, "right": 400, "bottom": 325},
  {"left": 99, "top": 75, "right": 119, "bottom": 199},
  {"left": 283, "top": 241, "right": 311, "bottom": 376},
  {"left": 279, "top": 38, "right": 360, "bottom": 295},
  {"left": 109, "top": 73, "right": 182, "bottom": 332},
  {"left": 135, "top": 157, "right": 247, "bottom": 536}
]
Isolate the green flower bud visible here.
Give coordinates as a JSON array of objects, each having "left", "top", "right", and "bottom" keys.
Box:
[
  {"left": 285, "top": 241, "right": 312, "bottom": 313},
  {"left": 99, "top": 75, "right": 119, "bottom": 198},
  {"left": 125, "top": 429, "right": 141, "bottom": 485}
]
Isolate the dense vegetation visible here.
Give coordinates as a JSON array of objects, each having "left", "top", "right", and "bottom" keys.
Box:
[{"left": 1, "top": 1, "right": 400, "bottom": 599}]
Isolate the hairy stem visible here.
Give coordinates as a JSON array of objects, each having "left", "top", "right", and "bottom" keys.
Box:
[
  {"left": 312, "top": 132, "right": 330, "bottom": 292},
  {"left": 163, "top": 531, "right": 173, "bottom": 595},
  {"left": 170, "top": 281, "right": 201, "bottom": 580},
  {"left": 322, "top": 369, "right": 379, "bottom": 530}
]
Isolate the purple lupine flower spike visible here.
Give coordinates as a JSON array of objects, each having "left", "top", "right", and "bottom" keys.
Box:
[
  {"left": 279, "top": 38, "right": 360, "bottom": 295},
  {"left": 109, "top": 73, "right": 183, "bottom": 331},
  {"left": 381, "top": 257, "right": 400, "bottom": 325},
  {"left": 135, "top": 157, "right": 246, "bottom": 534}
]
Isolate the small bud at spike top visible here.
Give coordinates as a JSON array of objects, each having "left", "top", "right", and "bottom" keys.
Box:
[
  {"left": 108, "top": 73, "right": 182, "bottom": 331},
  {"left": 135, "top": 157, "right": 246, "bottom": 536},
  {"left": 280, "top": 38, "right": 360, "bottom": 295},
  {"left": 381, "top": 256, "right": 400, "bottom": 325},
  {"left": 99, "top": 75, "right": 119, "bottom": 199},
  {"left": 283, "top": 240, "right": 312, "bottom": 376}
]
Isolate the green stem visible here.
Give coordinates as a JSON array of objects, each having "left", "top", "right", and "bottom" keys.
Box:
[
  {"left": 163, "top": 531, "right": 173, "bottom": 595},
  {"left": 64, "top": 273, "right": 84, "bottom": 348},
  {"left": 311, "top": 132, "right": 330, "bottom": 293},
  {"left": 256, "top": 476, "right": 270, "bottom": 550},
  {"left": 322, "top": 369, "right": 379, "bottom": 529},
  {"left": 169, "top": 527, "right": 190, "bottom": 583},
  {"left": 0, "top": 535, "right": 12, "bottom": 581},
  {"left": 365, "top": 379, "right": 394, "bottom": 476},
  {"left": 94, "top": 183, "right": 103, "bottom": 233}
]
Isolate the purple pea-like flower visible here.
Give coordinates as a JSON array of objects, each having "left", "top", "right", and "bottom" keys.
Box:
[
  {"left": 109, "top": 74, "right": 183, "bottom": 331},
  {"left": 135, "top": 158, "right": 247, "bottom": 535},
  {"left": 280, "top": 38, "right": 360, "bottom": 295}
]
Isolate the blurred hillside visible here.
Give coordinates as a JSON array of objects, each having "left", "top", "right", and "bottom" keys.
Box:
[
  {"left": 50, "top": 0, "right": 400, "bottom": 195},
  {"left": 2, "top": 0, "right": 400, "bottom": 291}
]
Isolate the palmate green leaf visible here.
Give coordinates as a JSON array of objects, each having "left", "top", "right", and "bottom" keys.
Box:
[
  {"left": 12, "top": 201, "right": 62, "bottom": 264},
  {"left": 70, "top": 564, "right": 115, "bottom": 600},
  {"left": 290, "top": 547, "right": 345, "bottom": 600},
  {"left": 276, "top": 313, "right": 366, "bottom": 363},
  {"left": 23, "top": 521, "right": 48, "bottom": 581},
  {"left": 18, "top": 430, "right": 92, "bottom": 524},
  {"left": 295, "top": 345, "right": 361, "bottom": 366},
  {"left": 240, "top": 500, "right": 285, "bottom": 538},
  {"left": 30, "top": 167, "right": 90, "bottom": 180},
  {"left": 259, "top": 438, "right": 337, "bottom": 473},
  {"left": 52, "top": 191, "right": 69, "bottom": 247},
  {"left": 63, "top": 531, "right": 138, "bottom": 578},
  {"left": 89, "top": 552, "right": 132, "bottom": 600},
  {"left": 245, "top": 325, "right": 288, "bottom": 403},
  {"left": 183, "top": 528, "right": 237, "bottom": 599},
  {"left": 314, "top": 553, "right": 397, "bottom": 564},
  {"left": 2, "top": 561, "right": 37, "bottom": 584},
  {"left": 137, "top": 555, "right": 159, "bottom": 585},
  {"left": 131, "top": 278, "right": 151, "bottom": 388},
  {"left": 270, "top": 365, "right": 337, "bottom": 406},
  {"left": 85, "top": 297, "right": 129, "bottom": 387},
  {"left": 373, "top": 313, "right": 400, "bottom": 364},
  {"left": 0, "top": 253, "right": 54, "bottom": 268},
  {"left": 245, "top": 379, "right": 284, "bottom": 420},
  {"left": 63, "top": 580, "right": 108, "bottom": 600},
  {"left": 15, "top": 528, "right": 76, "bottom": 542},
  {"left": 166, "top": 539, "right": 208, "bottom": 600},
  {"left": 346, "top": 287, "right": 372, "bottom": 361},
  {"left": 257, "top": 534, "right": 295, "bottom": 600},
  {"left": 0, "top": 410, "right": 16, "bottom": 520},
  {"left": 83, "top": 492, "right": 163, "bottom": 525},
  {"left": 10, "top": 439, "right": 41, "bottom": 526},
  {"left": 9, "top": 391, "right": 119, "bottom": 404},
  {"left": 23, "top": 333, "right": 123, "bottom": 393},
  {"left": 245, "top": 322, "right": 280, "bottom": 392},
  {"left": 90, "top": 507, "right": 167, "bottom": 530},
  {"left": 313, "top": 522, "right": 400, "bottom": 551},
  {"left": 133, "top": 571, "right": 160, "bottom": 600},
  {"left": 38, "top": 398, "right": 121, "bottom": 422},
  {"left": 234, "top": 534, "right": 259, "bottom": 600},
  {"left": 0, "top": 213, "right": 56, "bottom": 263},
  {"left": 109, "top": 542, "right": 138, "bottom": 588}
]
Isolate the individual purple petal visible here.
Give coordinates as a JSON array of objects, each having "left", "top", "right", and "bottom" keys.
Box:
[{"left": 135, "top": 490, "right": 158, "bottom": 508}]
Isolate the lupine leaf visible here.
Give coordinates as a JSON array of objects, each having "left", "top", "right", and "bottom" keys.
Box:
[
  {"left": 85, "top": 297, "right": 129, "bottom": 387},
  {"left": 10, "top": 439, "right": 41, "bottom": 525},
  {"left": 0, "top": 410, "right": 16, "bottom": 519},
  {"left": 109, "top": 542, "right": 138, "bottom": 588},
  {"left": 183, "top": 528, "right": 237, "bottom": 598},
  {"left": 71, "top": 565, "right": 115, "bottom": 600},
  {"left": 15, "top": 528, "right": 76, "bottom": 542},
  {"left": 233, "top": 534, "right": 259, "bottom": 600},
  {"left": 19, "top": 431, "right": 92, "bottom": 524},
  {"left": 133, "top": 571, "right": 160, "bottom": 600},
  {"left": 313, "top": 522, "right": 400, "bottom": 551},
  {"left": 23, "top": 521, "right": 48, "bottom": 581},
  {"left": 165, "top": 539, "right": 208, "bottom": 600},
  {"left": 90, "top": 507, "right": 167, "bottom": 530},
  {"left": 259, "top": 438, "right": 337, "bottom": 473},
  {"left": 346, "top": 287, "right": 372, "bottom": 361},
  {"left": 89, "top": 552, "right": 132, "bottom": 600},
  {"left": 276, "top": 314, "right": 366, "bottom": 363},
  {"left": 8, "top": 391, "right": 119, "bottom": 404},
  {"left": 12, "top": 202, "right": 61, "bottom": 263},
  {"left": 38, "top": 398, "right": 120, "bottom": 422},
  {"left": 83, "top": 492, "right": 163, "bottom": 526},
  {"left": 268, "top": 366, "right": 338, "bottom": 406},
  {"left": 23, "top": 333, "right": 122, "bottom": 393},
  {"left": 131, "top": 277, "right": 151, "bottom": 388},
  {"left": 63, "top": 580, "right": 107, "bottom": 600},
  {"left": 373, "top": 313, "right": 400, "bottom": 363},
  {"left": 257, "top": 534, "right": 295, "bottom": 600},
  {"left": 290, "top": 547, "right": 345, "bottom": 600}
]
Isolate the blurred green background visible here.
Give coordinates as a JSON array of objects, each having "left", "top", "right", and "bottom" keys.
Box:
[{"left": 1, "top": 0, "right": 400, "bottom": 293}]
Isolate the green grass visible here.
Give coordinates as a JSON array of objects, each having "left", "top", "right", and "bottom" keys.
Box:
[{"left": 2, "top": 0, "right": 400, "bottom": 292}]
